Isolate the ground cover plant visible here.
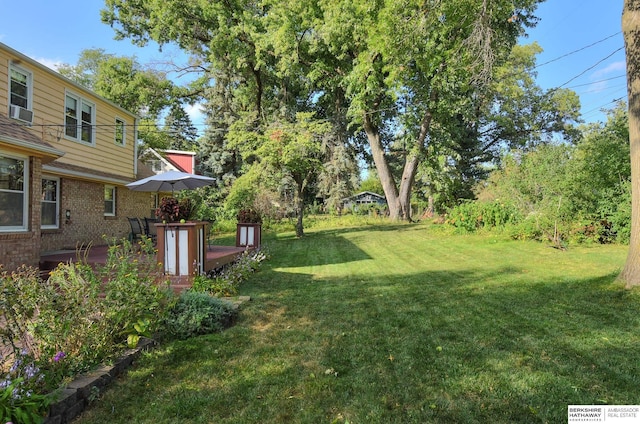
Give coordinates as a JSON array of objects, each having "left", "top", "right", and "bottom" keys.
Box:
[
  {"left": 74, "top": 219, "right": 634, "bottom": 423},
  {"left": 0, "top": 238, "right": 173, "bottom": 423},
  {"left": 1, "top": 235, "right": 268, "bottom": 423}
]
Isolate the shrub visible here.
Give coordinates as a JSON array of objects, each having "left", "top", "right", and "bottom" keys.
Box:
[
  {"left": 0, "top": 237, "right": 175, "bottom": 399},
  {"left": 164, "top": 292, "right": 235, "bottom": 340},
  {"left": 446, "top": 200, "right": 520, "bottom": 232},
  {"left": 0, "top": 266, "right": 41, "bottom": 366},
  {"left": 191, "top": 247, "right": 270, "bottom": 296},
  {"left": 99, "top": 238, "right": 175, "bottom": 348},
  {"left": 28, "top": 262, "right": 110, "bottom": 376}
]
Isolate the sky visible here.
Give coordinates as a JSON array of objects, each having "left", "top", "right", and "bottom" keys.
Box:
[{"left": 0, "top": 0, "right": 627, "bottom": 128}]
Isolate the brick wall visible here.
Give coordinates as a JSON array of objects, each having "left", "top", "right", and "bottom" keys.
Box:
[
  {"left": 0, "top": 157, "right": 42, "bottom": 270},
  {"left": 0, "top": 157, "right": 159, "bottom": 271},
  {"left": 40, "top": 180, "right": 156, "bottom": 252}
]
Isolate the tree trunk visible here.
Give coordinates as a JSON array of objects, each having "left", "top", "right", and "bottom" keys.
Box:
[
  {"left": 295, "top": 180, "right": 305, "bottom": 237},
  {"left": 620, "top": 0, "right": 640, "bottom": 287},
  {"left": 363, "top": 113, "right": 402, "bottom": 219},
  {"left": 398, "top": 153, "right": 420, "bottom": 221}
]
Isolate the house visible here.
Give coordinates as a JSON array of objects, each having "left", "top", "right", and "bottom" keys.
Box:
[
  {"left": 341, "top": 191, "right": 387, "bottom": 212},
  {"left": 0, "top": 42, "right": 156, "bottom": 271},
  {"left": 139, "top": 147, "right": 198, "bottom": 174},
  {"left": 137, "top": 148, "right": 200, "bottom": 215}
]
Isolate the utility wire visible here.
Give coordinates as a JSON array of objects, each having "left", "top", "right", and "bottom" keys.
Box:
[
  {"left": 581, "top": 96, "right": 626, "bottom": 120},
  {"left": 557, "top": 47, "right": 625, "bottom": 88},
  {"left": 533, "top": 32, "right": 622, "bottom": 70},
  {"left": 566, "top": 74, "right": 625, "bottom": 89}
]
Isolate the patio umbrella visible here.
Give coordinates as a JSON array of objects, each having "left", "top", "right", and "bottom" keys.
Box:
[{"left": 126, "top": 170, "right": 215, "bottom": 193}]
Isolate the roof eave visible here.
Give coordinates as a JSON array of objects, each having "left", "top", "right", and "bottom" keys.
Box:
[{"left": 1, "top": 135, "right": 65, "bottom": 163}]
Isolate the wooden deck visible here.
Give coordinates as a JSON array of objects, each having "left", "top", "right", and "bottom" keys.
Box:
[{"left": 39, "top": 244, "right": 247, "bottom": 292}]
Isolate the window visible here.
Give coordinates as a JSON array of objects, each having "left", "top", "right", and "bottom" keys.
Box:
[
  {"left": 9, "top": 64, "right": 32, "bottom": 110},
  {"left": 65, "top": 92, "right": 95, "bottom": 144},
  {"left": 150, "top": 159, "right": 162, "bottom": 173},
  {"left": 41, "top": 177, "right": 59, "bottom": 229},
  {"left": 0, "top": 154, "right": 28, "bottom": 231},
  {"left": 115, "top": 118, "right": 125, "bottom": 145},
  {"left": 104, "top": 185, "right": 116, "bottom": 216},
  {"left": 152, "top": 192, "right": 160, "bottom": 216}
]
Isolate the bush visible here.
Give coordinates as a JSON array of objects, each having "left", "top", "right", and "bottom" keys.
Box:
[
  {"left": 0, "top": 238, "right": 174, "bottom": 397},
  {"left": 191, "top": 247, "right": 270, "bottom": 297},
  {"left": 164, "top": 292, "right": 235, "bottom": 340},
  {"left": 100, "top": 239, "right": 174, "bottom": 349},
  {"left": 28, "top": 262, "right": 110, "bottom": 377},
  {"left": 446, "top": 201, "right": 520, "bottom": 232}
]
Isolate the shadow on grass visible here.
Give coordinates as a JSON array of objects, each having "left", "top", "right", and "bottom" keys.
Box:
[
  {"left": 240, "top": 266, "right": 638, "bottom": 423},
  {"left": 267, "top": 229, "right": 374, "bottom": 268},
  {"left": 74, "top": 227, "right": 634, "bottom": 424}
]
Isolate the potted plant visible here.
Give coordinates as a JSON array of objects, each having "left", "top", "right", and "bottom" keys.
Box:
[
  {"left": 156, "top": 197, "right": 180, "bottom": 223},
  {"left": 177, "top": 198, "right": 194, "bottom": 223},
  {"left": 236, "top": 209, "right": 262, "bottom": 247},
  {"left": 156, "top": 197, "right": 194, "bottom": 223},
  {"left": 155, "top": 196, "right": 207, "bottom": 278},
  {"left": 237, "top": 209, "right": 262, "bottom": 224}
]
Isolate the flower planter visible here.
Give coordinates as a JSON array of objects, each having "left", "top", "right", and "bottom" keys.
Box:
[
  {"left": 236, "top": 223, "right": 261, "bottom": 248},
  {"left": 156, "top": 221, "right": 208, "bottom": 276}
]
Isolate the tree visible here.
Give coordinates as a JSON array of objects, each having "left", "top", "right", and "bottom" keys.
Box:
[
  {"left": 254, "top": 113, "right": 331, "bottom": 237},
  {"left": 572, "top": 102, "right": 630, "bottom": 210},
  {"left": 412, "top": 43, "right": 581, "bottom": 213},
  {"left": 59, "top": 48, "right": 181, "bottom": 152},
  {"left": 101, "top": 0, "right": 544, "bottom": 221},
  {"left": 267, "top": 0, "right": 543, "bottom": 220},
  {"left": 620, "top": 0, "right": 640, "bottom": 287},
  {"left": 317, "top": 137, "right": 361, "bottom": 214},
  {"left": 481, "top": 43, "right": 581, "bottom": 152},
  {"left": 163, "top": 103, "right": 198, "bottom": 151},
  {"left": 59, "top": 49, "right": 175, "bottom": 117}
]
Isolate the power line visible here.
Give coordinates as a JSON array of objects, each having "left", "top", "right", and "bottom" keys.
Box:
[
  {"left": 0, "top": 122, "right": 220, "bottom": 137},
  {"left": 581, "top": 92, "right": 627, "bottom": 119},
  {"left": 557, "top": 47, "right": 625, "bottom": 89},
  {"left": 566, "top": 74, "right": 626, "bottom": 90},
  {"left": 533, "top": 32, "right": 622, "bottom": 70}
]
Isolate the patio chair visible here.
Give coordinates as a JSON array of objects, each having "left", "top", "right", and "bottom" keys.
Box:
[
  {"left": 128, "top": 217, "right": 145, "bottom": 242},
  {"left": 144, "top": 217, "right": 159, "bottom": 243}
]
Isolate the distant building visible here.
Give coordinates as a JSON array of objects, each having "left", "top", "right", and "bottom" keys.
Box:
[
  {"left": 341, "top": 191, "right": 387, "bottom": 211},
  {"left": 138, "top": 148, "right": 201, "bottom": 215},
  {"left": 139, "top": 148, "right": 198, "bottom": 174}
]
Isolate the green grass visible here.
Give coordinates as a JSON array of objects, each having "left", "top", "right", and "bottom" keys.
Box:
[{"left": 75, "top": 221, "right": 636, "bottom": 423}]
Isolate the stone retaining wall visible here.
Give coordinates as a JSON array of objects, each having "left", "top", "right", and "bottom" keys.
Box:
[{"left": 43, "top": 338, "right": 156, "bottom": 424}]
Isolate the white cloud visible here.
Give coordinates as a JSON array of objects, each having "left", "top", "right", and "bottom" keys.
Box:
[
  {"left": 588, "top": 80, "right": 609, "bottom": 93},
  {"left": 593, "top": 60, "right": 626, "bottom": 79},
  {"left": 185, "top": 102, "right": 204, "bottom": 122},
  {"left": 587, "top": 61, "right": 626, "bottom": 93},
  {"left": 185, "top": 102, "right": 205, "bottom": 135},
  {"left": 34, "top": 57, "right": 64, "bottom": 71}
]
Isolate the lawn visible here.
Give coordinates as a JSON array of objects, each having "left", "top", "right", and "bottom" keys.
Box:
[{"left": 74, "top": 220, "right": 636, "bottom": 423}]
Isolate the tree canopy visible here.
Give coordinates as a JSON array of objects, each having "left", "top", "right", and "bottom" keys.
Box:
[{"left": 101, "top": 0, "right": 546, "bottom": 221}]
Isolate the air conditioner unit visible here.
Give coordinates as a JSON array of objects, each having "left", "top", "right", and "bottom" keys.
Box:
[{"left": 9, "top": 105, "right": 34, "bottom": 125}]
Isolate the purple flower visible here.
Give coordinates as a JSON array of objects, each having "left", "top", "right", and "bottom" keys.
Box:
[
  {"left": 23, "top": 363, "right": 39, "bottom": 379},
  {"left": 9, "top": 359, "right": 21, "bottom": 373},
  {"left": 53, "top": 351, "right": 66, "bottom": 362}
]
